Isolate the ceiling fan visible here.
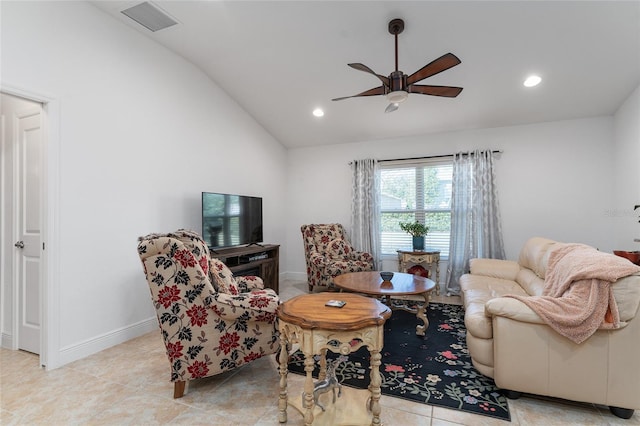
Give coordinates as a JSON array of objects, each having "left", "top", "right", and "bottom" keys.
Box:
[{"left": 332, "top": 18, "right": 463, "bottom": 113}]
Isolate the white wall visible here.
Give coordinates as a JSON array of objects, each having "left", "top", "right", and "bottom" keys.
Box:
[
  {"left": 1, "top": 2, "right": 287, "bottom": 367},
  {"left": 286, "top": 116, "right": 617, "bottom": 278},
  {"left": 613, "top": 85, "right": 640, "bottom": 249},
  {"left": 2, "top": 1, "right": 635, "bottom": 369}
]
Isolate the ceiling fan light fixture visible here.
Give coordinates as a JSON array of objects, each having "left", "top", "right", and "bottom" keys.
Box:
[
  {"left": 524, "top": 75, "right": 542, "bottom": 87},
  {"left": 385, "top": 103, "right": 399, "bottom": 113},
  {"left": 387, "top": 90, "right": 408, "bottom": 104}
]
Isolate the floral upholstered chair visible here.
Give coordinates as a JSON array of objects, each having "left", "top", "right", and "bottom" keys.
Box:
[
  {"left": 300, "top": 223, "right": 374, "bottom": 292},
  {"left": 137, "top": 229, "right": 279, "bottom": 398}
]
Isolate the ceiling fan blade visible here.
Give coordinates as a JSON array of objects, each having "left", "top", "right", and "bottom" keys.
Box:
[
  {"left": 385, "top": 103, "right": 399, "bottom": 113},
  {"left": 409, "top": 84, "right": 463, "bottom": 97},
  {"left": 406, "top": 53, "right": 461, "bottom": 85},
  {"left": 332, "top": 86, "right": 386, "bottom": 101},
  {"left": 348, "top": 63, "right": 390, "bottom": 87}
]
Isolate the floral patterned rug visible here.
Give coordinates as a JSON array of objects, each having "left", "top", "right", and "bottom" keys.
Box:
[{"left": 287, "top": 302, "right": 511, "bottom": 421}]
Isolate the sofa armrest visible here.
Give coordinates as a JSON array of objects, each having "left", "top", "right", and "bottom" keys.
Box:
[
  {"left": 484, "top": 297, "right": 546, "bottom": 325},
  {"left": 469, "top": 258, "right": 520, "bottom": 281}
]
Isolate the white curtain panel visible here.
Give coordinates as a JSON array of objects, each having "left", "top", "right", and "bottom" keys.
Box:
[
  {"left": 446, "top": 150, "right": 505, "bottom": 295},
  {"left": 351, "top": 158, "right": 381, "bottom": 269}
]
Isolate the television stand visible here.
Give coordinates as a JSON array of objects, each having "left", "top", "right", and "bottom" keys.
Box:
[{"left": 211, "top": 244, "right": 279, "bottom": 293}]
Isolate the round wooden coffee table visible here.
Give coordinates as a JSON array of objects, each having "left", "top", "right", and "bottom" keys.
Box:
[
  {"left": 333, "top": 271, "right": 436, "bottom": 336},
  {"left": 277, "top": 292, "right": 391, "bottom": 426}
]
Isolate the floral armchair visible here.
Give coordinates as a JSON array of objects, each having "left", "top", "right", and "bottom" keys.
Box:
[
  {"left": 300, "top": 223, "right": 374, "bottom": 292},
  {"left": 137, "top": 229, "right": 279, "bottom": 398}
]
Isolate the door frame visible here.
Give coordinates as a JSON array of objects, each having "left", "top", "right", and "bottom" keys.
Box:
[{"left": 2, "top": 84, "right": 60, "bottom": 369}]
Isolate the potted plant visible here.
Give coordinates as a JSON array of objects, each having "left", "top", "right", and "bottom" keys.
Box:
[{"left": 399, "top": 221, "right": 429, "bottom": 251}]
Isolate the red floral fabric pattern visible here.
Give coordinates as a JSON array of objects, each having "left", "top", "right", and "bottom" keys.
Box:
[
  {"left": 186, "top": 305, "right": 208, "bottom": 327},
  {"left": 218, "top": 332, "right": 240, "bottom": 355},
  {"left": 327, "top": 239, "right": 353, "bottom": 259},
  {"left": 187, "top": 361, "right": 210, "bottom": 378},
  {"left": 167, "top": 341, "right": 183, "bottom": 361},
  {"left": 137, "top": 229, "right": 279, "bottom": 387},
  {"left": 157, "top": 285, "right": 181, "bottom": 308},
  {"left": 213, "top": 290, "right": 279, "bottom": 321},
  {"left": 174, "top": 249, "right": 197, "bottom": 268},
  {"left": 300, "top": 224, "right": 374, "bottom": 290}
]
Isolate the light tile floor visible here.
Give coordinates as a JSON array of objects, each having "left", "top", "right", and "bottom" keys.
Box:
[{"left": 1, "top": 279, "right": 638, "bottom": 425}]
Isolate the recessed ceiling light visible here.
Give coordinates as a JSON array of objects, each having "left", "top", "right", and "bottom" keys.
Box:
[
  {"left": 523, "top": 75, "right": 542, "bottom": 87},
  {"left": 312, "top": 108, "right": 324, "bottom": 117}
]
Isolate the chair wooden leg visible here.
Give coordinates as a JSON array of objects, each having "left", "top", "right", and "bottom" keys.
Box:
[{"left": 174, "top": 381, "right": 186, "bottom": 398}]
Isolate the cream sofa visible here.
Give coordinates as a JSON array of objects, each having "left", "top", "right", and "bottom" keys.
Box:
[{"left": 459, "top": 237, "right": 640, "bottom": 419}]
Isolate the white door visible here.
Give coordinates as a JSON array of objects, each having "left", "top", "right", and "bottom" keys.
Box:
[
  {"left": 16, "top": 110, "right": 43, "bottom": 354},
  {"left": 2, "top": 93, "right": 44, "bottom": 354}
]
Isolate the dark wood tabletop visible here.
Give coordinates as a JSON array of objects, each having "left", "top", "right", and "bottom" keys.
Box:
[{"left": 333, "top": 271, "right": 436, "bottom": 296}]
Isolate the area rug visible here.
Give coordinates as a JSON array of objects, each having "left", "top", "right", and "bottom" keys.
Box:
[{"left": 287, "top": 302, "right": 511, "bottom": 421}]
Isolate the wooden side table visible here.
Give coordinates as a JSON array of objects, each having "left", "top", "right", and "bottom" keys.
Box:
[
  {"left": 277, "top": 293, "right": 391, "bottom": 426},
  {"left": 397, "top": 249, "right": 441, "bottom": 295}
]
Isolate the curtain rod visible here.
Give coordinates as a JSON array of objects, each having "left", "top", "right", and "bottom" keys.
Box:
[
  {"left": 348, "top": 150, "right": 503, "bottom": 165},
  {"left": 379, "top": 150, "right": 502, "bottom": 163}
]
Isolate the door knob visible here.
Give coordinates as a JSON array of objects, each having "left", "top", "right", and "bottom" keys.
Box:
[{"left": 14, "top": 241, "right": 24, "bottom": 249}]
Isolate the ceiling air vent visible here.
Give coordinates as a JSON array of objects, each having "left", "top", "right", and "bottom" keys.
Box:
[{"left": 121, "top": 2, "right": 178, "bottom": 32}]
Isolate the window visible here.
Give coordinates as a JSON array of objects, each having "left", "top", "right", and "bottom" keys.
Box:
[{"left": 379, "top": 159, "right": 452, "bottom": 258}]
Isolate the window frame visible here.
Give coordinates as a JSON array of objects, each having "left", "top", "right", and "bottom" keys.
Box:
[{"left": 379, "top": 158, "right": 452, "bottom": 259}]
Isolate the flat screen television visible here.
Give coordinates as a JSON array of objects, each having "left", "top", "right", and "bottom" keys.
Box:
[{"left": 201, "top": 192, "right": 263, "bottom": 249}]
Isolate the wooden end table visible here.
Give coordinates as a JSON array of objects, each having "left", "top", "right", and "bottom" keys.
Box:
[
  {"left": 397, "top": 249, "right": 441, "bottom": 295},
  {"left": 333, "top": 271, "right": 436, "bottom": 336},
  {"left": 277, "top": 293, "right": 391, "bottom": 426}
]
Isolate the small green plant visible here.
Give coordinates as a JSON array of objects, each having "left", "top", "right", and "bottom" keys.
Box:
[{"left": 399, "top": 221, "right": 429, "bottom": 237}]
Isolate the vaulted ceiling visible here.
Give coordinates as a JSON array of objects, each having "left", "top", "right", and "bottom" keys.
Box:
[{"left": 91, "top": 1, "right": 640, "bottom": 148}]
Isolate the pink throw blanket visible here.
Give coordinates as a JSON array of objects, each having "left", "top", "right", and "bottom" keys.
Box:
[{"left": 505, "top": 244, "right": 640, "bottom": 344}]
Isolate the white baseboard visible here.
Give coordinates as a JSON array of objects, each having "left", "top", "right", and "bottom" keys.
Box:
[{"left": 57, "top": 317, "right": 157, "bottom": 367}]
